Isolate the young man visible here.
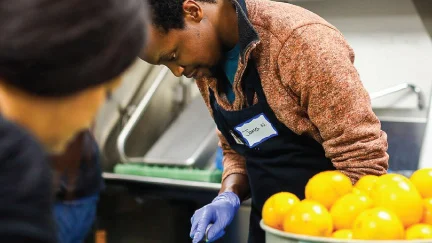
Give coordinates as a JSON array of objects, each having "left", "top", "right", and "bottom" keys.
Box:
[
  {"left": 141, "top": 0, "right": 389, "bottom": 242},
  {"left": 0, "top": 0, "right": 147, "bottom": 242}
]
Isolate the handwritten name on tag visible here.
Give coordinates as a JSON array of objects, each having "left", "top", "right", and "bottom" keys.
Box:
[{"left": 234, "top": 113, "right": 278, "bottom": 148}]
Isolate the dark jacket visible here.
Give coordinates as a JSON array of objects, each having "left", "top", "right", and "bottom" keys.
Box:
[{"left": 0, "top": 115, "right": 57, "bottom": 243}]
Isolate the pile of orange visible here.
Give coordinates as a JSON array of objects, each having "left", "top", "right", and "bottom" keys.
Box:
[{"left": 262, "top": 168, "right": 432, "bottom": 240}]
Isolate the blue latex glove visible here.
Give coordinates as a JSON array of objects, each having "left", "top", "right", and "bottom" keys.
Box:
[{"left": 190, "top": 192, "right": 240, "bottom": 243}]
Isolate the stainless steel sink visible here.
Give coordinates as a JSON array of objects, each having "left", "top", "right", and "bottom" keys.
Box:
[{"left": 373, "top": 108, "right": 428, "bottom": 171}]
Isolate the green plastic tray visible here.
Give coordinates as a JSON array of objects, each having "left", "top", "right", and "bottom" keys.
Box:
[{"left": 114, "top": 163, "right": 222, "bottom": 183}]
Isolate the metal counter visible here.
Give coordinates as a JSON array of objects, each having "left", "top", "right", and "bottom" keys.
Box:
[
  {"left": 103, "top": 172, "right": 222, "bottom": 191},
  {"left": 98, "top": 173, "right": 251, "bottom": 243}
]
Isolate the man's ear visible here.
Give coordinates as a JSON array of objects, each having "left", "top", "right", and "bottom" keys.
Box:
[{"left": 183, "top": 0, "right": 204, "bottom": 23}]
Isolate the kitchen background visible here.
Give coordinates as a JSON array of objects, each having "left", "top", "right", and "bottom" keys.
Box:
[{"left": 89, "top": 1, "right": 432, "bottom": 242}]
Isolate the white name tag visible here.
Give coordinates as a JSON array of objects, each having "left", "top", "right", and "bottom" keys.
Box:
[{"left": 234, "top": 113, "right": 278, "bottom": 148}]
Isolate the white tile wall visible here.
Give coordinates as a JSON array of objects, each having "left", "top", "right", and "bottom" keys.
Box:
[{"left": 286, "top": 0, "right": 432, "bottom": 109}]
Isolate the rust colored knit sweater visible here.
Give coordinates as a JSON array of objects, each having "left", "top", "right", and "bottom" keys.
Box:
[{"left": 196, "top": 0, "right": 389, "bottom": 183}]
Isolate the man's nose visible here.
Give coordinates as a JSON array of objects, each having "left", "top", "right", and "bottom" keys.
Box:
[{"left": 168, "top": 64, "right": 185, "bottom": 77}]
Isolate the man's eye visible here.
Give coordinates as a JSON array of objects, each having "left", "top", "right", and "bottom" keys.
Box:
[{"left": 169, "top": 53, "right": 177, "bottom": 61}]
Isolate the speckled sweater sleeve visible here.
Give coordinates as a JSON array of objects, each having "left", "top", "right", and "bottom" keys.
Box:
[
  {"left": 217, "top": 129, "right": 247, "bottom": 181},
  {"left": 277, "top": 24, "right": 389, "bottom": 183}
]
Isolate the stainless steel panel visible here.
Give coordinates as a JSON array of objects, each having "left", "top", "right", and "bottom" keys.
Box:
[
  {"left": 372, "top": 107, "right": 428, "bottom": 171},
  {"left": 99, "top": 65, "right": 186, "bottom": 171},
  {"left": 116, "top": 67, "right": 171, "bottom": 163},
  {"left": 224, "top": 205, "right": 251, "bottom": 243},
  {"left": 381, "top": 120, "right": 427, "bottom": 171},
  {"left": 141, "top": 95, "right": 218, "bottom": 168},
  {"left": 123, "top": 66, "right": 184, "bottom": 158},
  {"left": 370, "top": 83, "right": 425, "bottom": 110},
  {"left": 94, "top": 59, "right": 152, "bottom": 149},
  {"left": 369, "top": 105, "right": 430, "bottom": 171},
  {"left": 419, "top": 88, "right": 432, "bottom": 168}
]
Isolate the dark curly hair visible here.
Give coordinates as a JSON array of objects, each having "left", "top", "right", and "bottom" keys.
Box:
[
  {"left": 147, "top": 0, "right": 217, "bottom": 33},
  {"left": 0, "top": 0, "right": 148, "bottom": 97}
]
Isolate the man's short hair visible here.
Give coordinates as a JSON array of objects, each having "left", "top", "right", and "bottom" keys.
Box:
[{"left": 147, "top": 0, "right": 216, "bottom": 33}]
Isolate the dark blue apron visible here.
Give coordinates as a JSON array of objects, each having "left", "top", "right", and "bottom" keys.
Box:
[{"left": 209, "top": 60, "right": 335, "bottom": 243}]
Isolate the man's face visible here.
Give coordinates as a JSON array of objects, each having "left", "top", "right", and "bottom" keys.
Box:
[{"left": 140, "top": 1, "right": 222, "bottom": 79}]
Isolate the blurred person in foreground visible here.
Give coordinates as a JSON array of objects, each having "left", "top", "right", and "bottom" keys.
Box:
[{"left": 0, "top": 0, "right": 148, "bottom": 242}]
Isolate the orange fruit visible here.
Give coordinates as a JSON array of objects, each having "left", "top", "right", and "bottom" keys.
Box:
[
  {"left": 351, "top": 188, "right": 371, "bottom": 198},
  {"left": 405, "top": 224, "right": 432, "bottom": 240},
  {"left": 354, "top": 175, "right": 378, "bottom": 196},
  {"left": 330, "top": 192, "right": 373, "bottom": 230},
  {"left": 305, "top": 171, "right": 353, "bottom": 209},
  {"left": 352, "top": 207, "right": 405, "bottom": 240},
  {"left": 352, "top": 188, "right": 363, "bottom": 195},
  {"left": 410, "top": 168, "right": 432, "bottom": 198},
  {"left": 262, "top": 192, "right": 300, "bottom": 230},
  {"left": 378, "top": 173, "right": 412, "bottom": 184},
  {"left": 283, "top": 199, "right": 333, "bottom": 237},
  {"left": 422, "top": 198, "right": 432, "bottom": 225},
  {"left": 370, "top": 173, "right": 423, "bottom": 227},
  {"left": 332, "top": 229, "right": 353, "bottom": 239}
]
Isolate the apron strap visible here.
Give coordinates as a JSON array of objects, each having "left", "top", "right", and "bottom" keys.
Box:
[
  {"left": 209, "top": 88, "right": 245, "bottom": 145},
  {"left": 243, "top": 59, "right": 268, "bottom": 107}
]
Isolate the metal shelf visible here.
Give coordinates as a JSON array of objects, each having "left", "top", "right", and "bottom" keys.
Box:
[{"left": 103, "top": 172, "right": 221, "bottom": 191}]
